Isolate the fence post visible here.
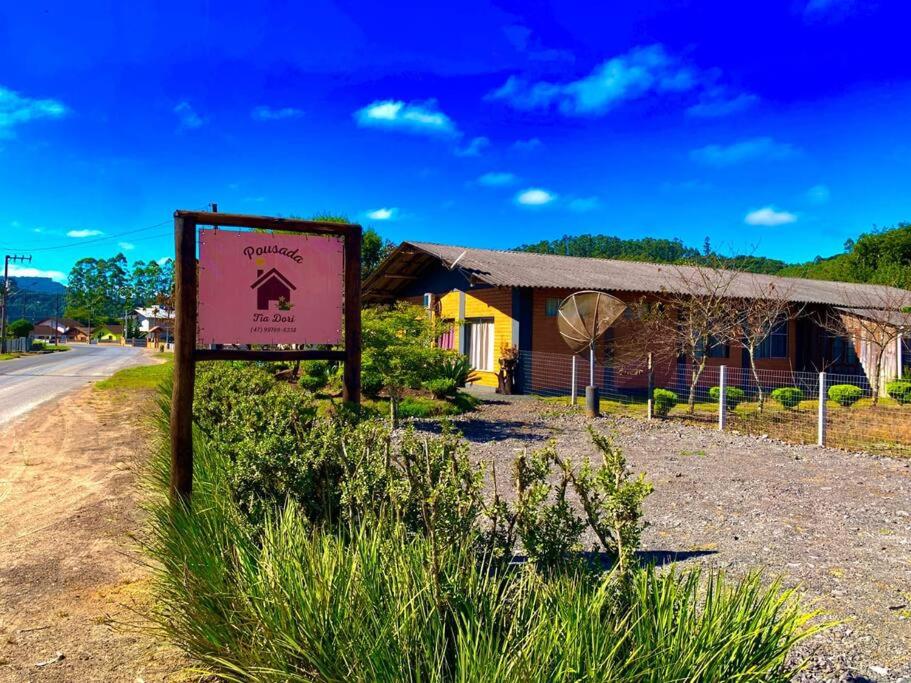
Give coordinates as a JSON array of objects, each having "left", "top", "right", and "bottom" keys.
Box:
[
  {"left": 718, "top": 365, "right": 727, "bottom": 431},
  {"left": 817, "top": 371, "right": 826, "bottom": 447},
  {"left": 570, "top": 355, "right": 577, "bottom": 406},
  {"left": 646, "top": 352, "right": 654, "bottom": 420}
]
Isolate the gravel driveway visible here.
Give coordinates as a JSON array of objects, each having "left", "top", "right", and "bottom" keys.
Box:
[{"left": 420, "top": 394, "right": 911, "bottom": 682}]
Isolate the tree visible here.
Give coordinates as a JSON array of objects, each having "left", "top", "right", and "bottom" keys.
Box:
[
  {"left": 362, "top": 227, "right": 394, "bottom": 279},
  {"left": 817, "top": 282, "right": 911, "bottom": 405},
  {"left": 656, "top": 260, "right": 741, "bottom": 413},
  {"left": 362, "top": 303, "right": 449, "bottom": 428},
  {"left": 734, "top": 279, "right": 801, "bottom": 412},
  {"left": 8, "top": 318, "right": 33, "bottom": 338}
]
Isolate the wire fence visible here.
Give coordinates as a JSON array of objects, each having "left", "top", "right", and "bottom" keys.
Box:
[{"left": 517, "top": 350, "right": 911, "bottom": 457}]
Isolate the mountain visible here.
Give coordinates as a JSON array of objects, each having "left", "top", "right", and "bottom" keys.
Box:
[{"left": 6, "top": 277, "right": 68, "bottom": 322}]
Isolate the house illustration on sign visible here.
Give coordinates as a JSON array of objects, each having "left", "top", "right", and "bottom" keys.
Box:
[{"left": 251, "top": 268, "right": 297, "bottom": 310}]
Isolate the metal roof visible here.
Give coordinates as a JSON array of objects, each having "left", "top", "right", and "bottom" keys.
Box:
[{"left": 364, "top": 241, "right": 911, "bottom": 311}]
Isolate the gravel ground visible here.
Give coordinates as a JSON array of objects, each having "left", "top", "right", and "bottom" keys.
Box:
[{"left": 418, "top": 393, "right": 911, "bottom": 683}]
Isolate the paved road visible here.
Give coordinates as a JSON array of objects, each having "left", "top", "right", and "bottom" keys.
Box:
[{"left": 0, "top": 344, "right": 152, "bottom": 427}]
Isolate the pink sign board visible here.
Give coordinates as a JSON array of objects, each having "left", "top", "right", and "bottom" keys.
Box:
[{"left": 197, "top": 229, "right": 344, "bottom": 345}]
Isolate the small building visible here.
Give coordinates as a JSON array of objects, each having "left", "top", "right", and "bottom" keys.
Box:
[
  {"left": 365, "top": 242, "right": 911, "bottom": 394},
  {"left": 134, "top": 307, "right": 174, "bottom": 334},
  {"left": 93, "top": 324, "right": 123, "bottom": 342},
  {"left": 30, "top": 324, "right": 61, "bottom": 342},
  {"left": 64, "top": 325, "right": 92, "bottom": 343},
  {"left": 146, "top": 324, "right": 173, "bottom": 350}
]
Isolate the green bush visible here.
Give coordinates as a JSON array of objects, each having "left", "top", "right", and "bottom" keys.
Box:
[
  {"left": 423, "top": 377, "right": 457, "bottom": 399},
  {"left": 144, "top": 447, "right": 824, "bottom": 682},
  {"left": 771, "top": 387, "right": 803, "bottom": 409},
  {"left": 298, "top": 374, "right": 327, "bottom": 392},
  {"left": 438, "top": 353, "right": 478, "bottom": 387},
  {"left": 827, "top": 384, "right": 864, "bottom": 407},
  {"left": 886, "top": 380, "right": 911, "bottom": 405},
  {"left": 709, "top": 386, "right": 745, "bottom": 409},
  {"left": 653, "top": 388, "right": 677, "bottom": 417}
]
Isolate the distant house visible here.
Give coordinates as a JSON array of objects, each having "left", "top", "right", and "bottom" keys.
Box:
[
  {"left": 30, "top": 324, "right": 60, "bottom": 341},
  {"left": 36, "top": 318, "right": 83, "bottom": 335},
  {"left": 93, "top": 324, "right": 123, "bottom": 342},
  {"left": 365, "top": 242, "right": 911, "bottom": 393},
  {"left": 134, "top": 307, "right": 174, "bottom": 334},
  {"left": 65, "top": 325, "right": 92, "bottom": 343},
  {"left": 251, "top": 268, "right": 296, "bottom": 310}
]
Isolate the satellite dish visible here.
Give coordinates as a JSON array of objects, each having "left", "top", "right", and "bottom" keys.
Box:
[{"left": 557, "top": 290, "right": 627, "bottom": 356}]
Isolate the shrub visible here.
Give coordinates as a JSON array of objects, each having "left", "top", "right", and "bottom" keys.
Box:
[
  {"left": 709, "top": 386, "right": 745, "bottom": 409},
  {"left": 423, "top": 377, "right": 457, "bottom": 399},
  {"left": 146, "top": 383, "right": 826, "bottom": 681},
  {"left": 652, "top": 388, "right": 677, "bottom": 417},
  {"left": 827, "top": 383, "right": 864, "bottom": 407},
  {"left": 298, "top": 374, "right": 327, "bottom": 392},
  {"left": 438, "top": 353, "right": 480, "bottom": 387},
  {"left": 771, "top": 387, "right": 803, "bottom": 409},
  {"left": 886, "top": 380, "right": 911, "bottom": 405}
]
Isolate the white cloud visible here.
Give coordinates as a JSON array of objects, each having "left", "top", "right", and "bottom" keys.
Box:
[
  {"left": 477, "top": 172, "right": 518, "bottom": 187},
  {"left": 690, "top": 137, "right": 796, "bottom": 166},
  {"left": 8, "top": 264, "right": 66, "bottom": 282},
  {"left": 0, "top": 85, "right": 67, "bottom": 139},
  {"left": 567, "top": 196, "right": 600, "bottom": 212},
  {"left": 67, "top": 229, "right": 103, "bottom": 238},
  {"left": 511, "top": 137, "right": 542, "bottom": 152},
  {"left": 118, "top": 241, "right": 135, "bottom": 250},
  {"left": 515, "top": 188, "right": 557, "bottom": 207},
  {"left": 454, "top": 136, "right": 490, "bottom": 157},
  {"left": 354, "top": 99, "right": 458, "bottom": 137},
  {"left": 174, "top": 101, "right": 205, "bottom": 130},
  {"left": 686, "top": 91, "right": 758, "bottom": 118},
  {"left": 367, "top": 207, "right": 398, "bottom": 221},
  {"left": 251, "top": 105, "right": 303, "bottom": 121},
  {"left": 156, "top": 257, "right": 172, "bottom": 266},
  {"left": 806, "top": 184, "right": 830, "bottom": 204},
  {"left": 744, "top": 206, "right": 797, "bottom": 226},
  {"left": 488, "top": 44, "right": 697, "bottom": 116}
]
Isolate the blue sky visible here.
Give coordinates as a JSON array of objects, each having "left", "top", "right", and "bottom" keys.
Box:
[{"left": 2, "top": 1, "right": 911, "bottom": 282}]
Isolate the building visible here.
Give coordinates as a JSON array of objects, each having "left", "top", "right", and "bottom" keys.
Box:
[
  {"left": 134, "top": 307, "right": 174, "bottom": 334},
  {"left": 93, "top": 324, "right": 123, "bottom": 342},
  {"left": 30, "top": 324, "right": 60, "bottom": 342},
  {"left": 251, "top": 268, "right": 296, "bottom": 310},
  {"left": 364, "top": 242, "right": 911, "bottom": 394}
]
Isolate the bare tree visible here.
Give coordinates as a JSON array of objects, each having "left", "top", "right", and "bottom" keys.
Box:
[
  {"left": 734, "top": 279, "right": 802, "bottom": 413},
  {"left": 816, "top": 282, "right": 911, "bottom": 405},
  {"left": 657, "top": 260, "right": 741, "bottom": 413}
]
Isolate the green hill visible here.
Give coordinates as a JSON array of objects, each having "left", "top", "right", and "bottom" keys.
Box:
[{"left": 516, "top": 223, "right": 911, "bottom": 286}]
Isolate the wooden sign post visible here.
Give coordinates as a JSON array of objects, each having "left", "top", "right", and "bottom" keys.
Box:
[{"left": 169, "top": 210, "right": 361, "bottom": 505}]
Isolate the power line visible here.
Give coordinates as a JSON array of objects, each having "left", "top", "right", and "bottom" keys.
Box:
[{"left": 0, "top": 219, "right": 172, "bottom": 253}]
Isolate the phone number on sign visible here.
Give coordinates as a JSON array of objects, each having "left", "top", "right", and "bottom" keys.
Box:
[{"left": 250, "top": 326, "right": 298, "bottom": 334}]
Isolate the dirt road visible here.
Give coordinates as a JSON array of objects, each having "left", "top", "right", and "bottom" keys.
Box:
[{"left": 0, "top": 381, "right": 186, "bottom": 681}]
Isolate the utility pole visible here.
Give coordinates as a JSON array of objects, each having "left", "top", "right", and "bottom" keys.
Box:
[{"left": 1, "top": 254, "right": 31, "bottom": 353}]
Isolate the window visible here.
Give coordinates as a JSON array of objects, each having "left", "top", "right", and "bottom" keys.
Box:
[
  {"left": 464, "top": 318, "right": 495, "bottom": 371},
  {"left": 832, "top": 335, "right": 859, "bottom": 366},
  {"left": 696, "top": 335, "right": 728, "bottom": 359},
  {"left": 545, "top": 298, "right": 560, "bottom": 317},
  {"left": 756, "top": 320, "right": 788, "bottom": 359}
]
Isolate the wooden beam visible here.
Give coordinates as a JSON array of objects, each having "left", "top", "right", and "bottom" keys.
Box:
[
  {"left": 174, "top": 210, "right": 359, "bottom": 237},
  {"left": 194, "top": 349, "right": 346, "bottom": 362},
  {"left": 383, "top": 274, "right": 420, "bottom": 280},
  {"left": 170, "top": 215, "right": 197, "bottom": 506},
  {"left": 343, "top": 226, "right": 362, "bottom": 406}
]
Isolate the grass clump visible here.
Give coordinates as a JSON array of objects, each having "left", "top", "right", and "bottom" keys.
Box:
[
  {"left": 95, "top": 356, "right": 173, "bottom": 391},
  {"left": 139, "top": 361, "right": 828, "bottom": 681}
]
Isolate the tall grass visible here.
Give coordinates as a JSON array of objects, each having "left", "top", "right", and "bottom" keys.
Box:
[{"left": 143, "top": 383, "right": 829, "bottom": 682}]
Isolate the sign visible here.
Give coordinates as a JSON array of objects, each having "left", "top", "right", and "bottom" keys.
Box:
[{"left": 197, "top": 229, "right": 344, "bottom": 345}]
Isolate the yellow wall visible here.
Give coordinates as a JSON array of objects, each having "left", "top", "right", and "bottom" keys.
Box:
[{"left": 437, "top": 287, "right": 513, "bottom": 387}]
